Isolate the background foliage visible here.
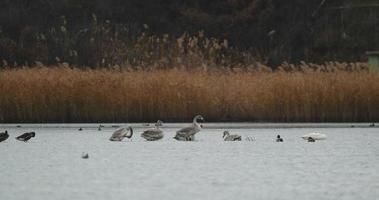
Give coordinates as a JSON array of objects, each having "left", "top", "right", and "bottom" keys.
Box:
[{"left": 0, "top": 0, "right": 378, "bottom": 68}]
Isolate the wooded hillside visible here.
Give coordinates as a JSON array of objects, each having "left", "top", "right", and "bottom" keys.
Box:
[{"left": 0, "top": 0, "right": 378, "bottom": 68}]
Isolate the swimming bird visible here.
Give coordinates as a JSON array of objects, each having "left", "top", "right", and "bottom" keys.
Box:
[
  {"left": 302, "top": 132, "right": 326, "bottom": 140},
  {"left": 0, "top": 130, "right": 9, "bottom": 142},
  {"left": 174, "top": 115, "right": 204, "bottom": 141},
  {"left": 16, "top": 132, "right": 35, "bottom": 142},
  {"left": 276, "top": 135, "right": 283, "bottom": 142},
  {"left": 141, "top": 120, "right": 164, "bottom": 141},
  {"left": 81, "top": 152, "right": 89, "bottom": 159},
  {"left": 223, "top": 131, "right": 242, "bottom": 141},
  {"left": 78, "top": 127, "right": 83, "bottom": 131},
  {"left": 109, "top": 127, "right": 133, "bottom": 141}
]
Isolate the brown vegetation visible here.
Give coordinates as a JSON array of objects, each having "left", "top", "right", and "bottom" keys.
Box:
[{"left": 0, "top": 62, "right": 378, "bottom": 123}]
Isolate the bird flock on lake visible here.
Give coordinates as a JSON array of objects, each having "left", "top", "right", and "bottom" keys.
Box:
[{"left": 0, "top": 115, "right": 333, "bottom": 144}]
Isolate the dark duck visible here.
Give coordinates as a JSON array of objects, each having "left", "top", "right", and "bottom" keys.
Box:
[
  {"left": 16, "top": 132, "right": 36, "bottom": 142},
  {"left": 0, "top": 130, "right": 9, "bottom": 142},
  {"left": 276, "top": 135, "right": 283, "bottom": 142}
]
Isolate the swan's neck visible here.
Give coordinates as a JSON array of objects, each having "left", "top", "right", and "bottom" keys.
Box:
[
  {"left": 193, "top": 117, "right": 198, "bottom": 124},
  {"left": 126, "top": 127, "right": 133, "bottom": 138},
  {"left": 193, "top": 121, "right": 201, "bottom": 130}
]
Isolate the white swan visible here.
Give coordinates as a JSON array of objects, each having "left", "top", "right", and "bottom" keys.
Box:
[
  {"left": 302, "top": 132, "right": 327, "bottom": 140},
  {"left": 174, "top": 115, "right": 204, "bottom": 141},
  {"left": 223, "top": 131, "right": 241, "bottom": 141},
  {"left": 109, "top": 127, "right": 133, "bottom": 141},
  {"left": 141, "top": 120, "right": 164, "bottom": 141}
]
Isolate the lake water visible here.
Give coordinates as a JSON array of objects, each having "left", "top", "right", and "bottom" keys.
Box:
[{"left": 1, "top": 123, "right": 379, "bottom": 200}]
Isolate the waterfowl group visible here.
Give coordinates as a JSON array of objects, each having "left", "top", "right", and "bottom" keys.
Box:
[
  {"left": 1, "top": 115, "right": 332, "bottom": 145},
  {"left": 94, "top": 115, "right": 328, "bottom": 143},
  {"left": 0, "top": 131, "right": 37, "bottom": 143},
  {"left": 174, "top": 115, "right": 204, "bottom": 141},
  {"left": 109, "top": 116, "right": 205, "bottom": 142}
]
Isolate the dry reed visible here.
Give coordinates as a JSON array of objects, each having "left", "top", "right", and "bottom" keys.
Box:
[{"left": 0, "top": 63, "right": 378, "bottom": 123}]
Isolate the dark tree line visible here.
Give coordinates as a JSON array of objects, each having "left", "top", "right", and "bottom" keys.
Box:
[{"left": 0, "top": 0, "right": 378, "bottom": 68}]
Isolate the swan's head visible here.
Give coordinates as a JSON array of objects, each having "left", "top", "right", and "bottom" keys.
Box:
[
  {"left": 194, "top": 115, "right": 204, "bottom": 122},
  {"left": 223, "top": 131, "right": 230, "bottom": 138},
  {"left": 155, "top": 120, "right": 163, "bottom": 127}
]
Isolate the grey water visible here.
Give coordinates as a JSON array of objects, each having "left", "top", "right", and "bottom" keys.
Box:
[{"left": 1, "top": 123, "right": 379, "bottom": 200}]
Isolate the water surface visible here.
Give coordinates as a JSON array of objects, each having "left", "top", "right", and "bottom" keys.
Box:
[{"left": 1, "top": 124, "right": 378, "bottom": 200}]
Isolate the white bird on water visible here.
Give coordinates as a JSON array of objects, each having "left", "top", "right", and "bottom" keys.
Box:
[
  {"left": 109, "top": 127, "right": 133, "bottom": 141},
  {"left": 223, "top": 131, "right": 242, "bottom": 141},
  {"left": 174, "top": 115, "right": 204, "bottom": 141},
  {"left": 301, "top": 132, "right": 326, "bottom": 141},
  {"left": 141, "top": 120, "right": 164, "bottom": 141}
]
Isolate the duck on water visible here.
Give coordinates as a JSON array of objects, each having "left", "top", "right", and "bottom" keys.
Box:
[
  {"left": 16, "top": 132, "right": 35, "bottom": 142},
  {"left": 81, "top": 152, "right": 89, "bottom": 159},
  {"left": 0, "top": 130, "right": 9, "bottom": 142},
  {"left": 174, "top": 115, "right": 204, "bottom": 141},
  {"left": 276, "top": 135, "right": 283, "bottom": 142}
]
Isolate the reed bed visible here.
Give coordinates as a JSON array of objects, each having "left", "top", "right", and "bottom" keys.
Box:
[{"left": 0, "top": 63, "right": 378, "bottom": 123}]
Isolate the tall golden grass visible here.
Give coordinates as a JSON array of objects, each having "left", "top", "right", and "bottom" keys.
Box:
[{"left": 0, "top": 63, "right": 378, "bottom": 123}]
